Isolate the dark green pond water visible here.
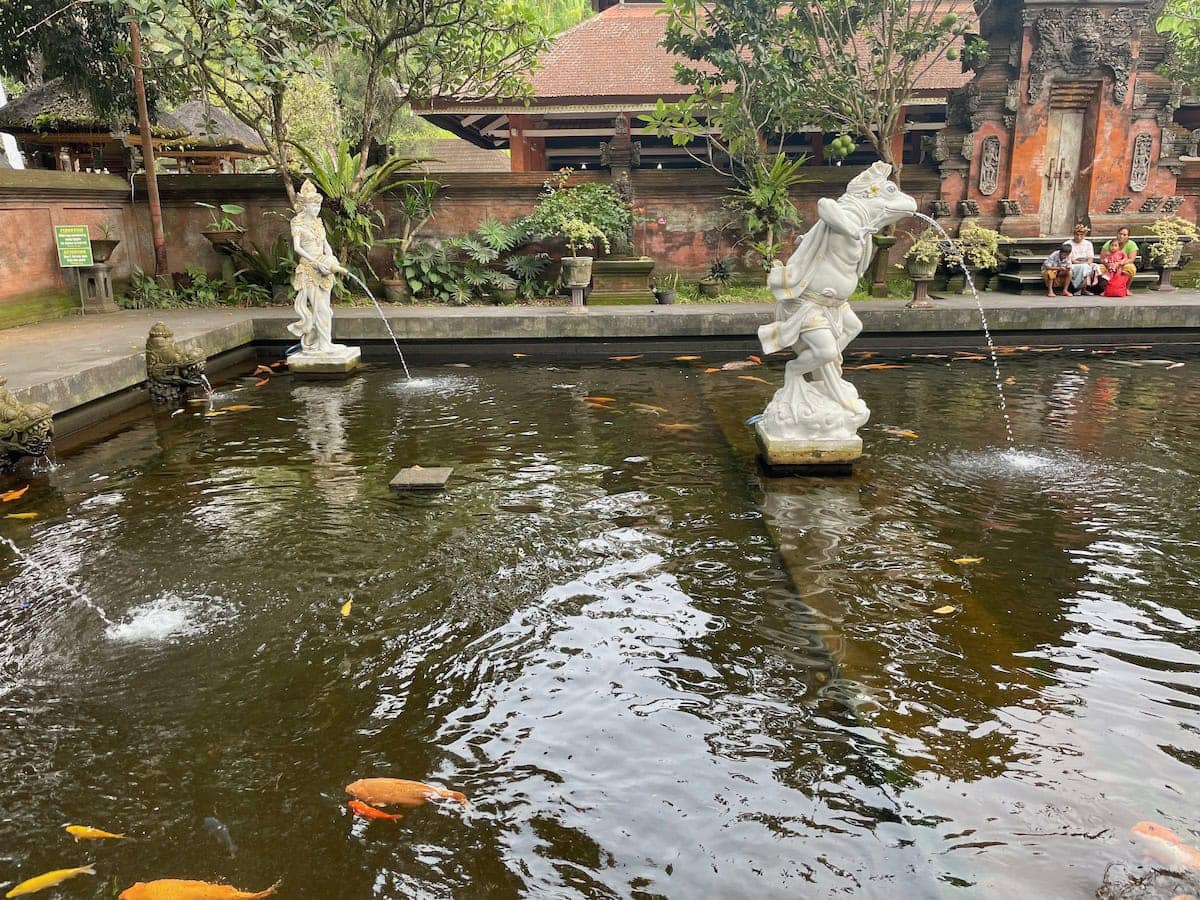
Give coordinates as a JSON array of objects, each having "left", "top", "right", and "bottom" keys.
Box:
[{"left": 2, "top": 346, "right": 1199, "bottom": 899}]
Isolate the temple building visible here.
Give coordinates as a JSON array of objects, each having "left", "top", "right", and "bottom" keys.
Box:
[
  {"left": 421, "top": 0, "right": 1199, "bottom": 236},
  {"left": 0, "top": 80, "right": 267, "bottom": 176}
]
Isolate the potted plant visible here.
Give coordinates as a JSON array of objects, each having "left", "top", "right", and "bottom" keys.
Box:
[
  {"left": 524, "top": 170, "right": 625, "bottom": 293},
  {"left": 1148, "top": 214, "right": 1198, "bottom": 292},
  {"left": 89, "top": 223, "right": 120, "bottom": 263},
  {"left": 381, "top": 179, "right": 441, "bottom": 303},
  {"left": 699, "top": 257, "right": 734, "bottom": 298},
  {"left": 652, "top": 270, "right": 680, "bottom": 304},
  {"left": 196, "top": 201, "right": 246, "bottom": 249},
  {"left": 901, "top": 228, "right": 943, "bottom": 280},
  {"left": 946, "top": 219, "right": 1009, "bottom": 290}
]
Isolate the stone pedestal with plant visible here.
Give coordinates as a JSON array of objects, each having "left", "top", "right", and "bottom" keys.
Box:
[
  {"left": 946, "top": 219, "right": 1009, "bottom": 293},
  {"left": 901, "top": 228, "right": 942, "bottom": 309},
  {"left": 1148, "top": 215, "right": 1198, "bottom": 293}
]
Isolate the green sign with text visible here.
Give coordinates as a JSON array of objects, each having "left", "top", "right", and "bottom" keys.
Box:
[{"left": 55, "top": 225, "right": 93, "bottom": 267}]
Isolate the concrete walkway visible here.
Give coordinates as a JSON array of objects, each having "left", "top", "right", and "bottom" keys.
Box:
[{"left": 4, "top": 292, "right": 1200, "bottom": 416}]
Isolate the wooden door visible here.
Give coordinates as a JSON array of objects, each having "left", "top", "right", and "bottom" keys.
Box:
[{"left": 1040, "top": 109, "right": 1085, "bottom": 235}]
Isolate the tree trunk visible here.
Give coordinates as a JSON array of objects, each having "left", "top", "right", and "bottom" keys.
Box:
[
  {"left": 128, "top": 11, "right": 167, "bottom": 276},
  {"left": 353, "top": 56, "right": 382, "bottom": 190},
  {"left": 271, "top": 88, "right": 296, "bottom": 205}
]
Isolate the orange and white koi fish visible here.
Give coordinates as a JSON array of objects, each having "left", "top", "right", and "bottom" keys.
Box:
[
  {"left": 720, "top": 360, "right": 758, "bottom": 370},
  {"left": 747, "top": 354, "right": 762, "bottom": 364},
  {"left": 6, "top": 865, "right": 95, "bottom": 897},
  {"left": 65, "top": 824, "right": 124, "bottom": 841},
  {"left": 252, "top": 365, "right": 273, "bottom": 376},
  {"left": 119, "top": 879, "right": 281, "bottom": 900},
  {"left": 631, "top": 403, "right": 667, "bottom": 414},
  {"left": 881, "top": 426, "right": 919, "bottom": 439},
  {"left": 1132, "top": 821, "right": 1200, "bottom": 870},
  {"left": 348, "top": 800, "right": 403, "bottom": 822},
  {"left": 346, "top": 777, "right": 468, "bottom": 808}
]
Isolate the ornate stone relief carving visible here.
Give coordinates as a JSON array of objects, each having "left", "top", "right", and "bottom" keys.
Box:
[
  {"left": 1106, "top": 197, "right": 1132, "bottom": 214},
  {"left": 958, "top": 200, "right": 981, "bottom": 217},
  {"left": 1129, "top": 133, "right": 1153, "bottom": 192},
  {"left": 999, "top": 198, "right": 1022, "bottom": 216},
  {"left": 1024, "top": 7, "right": 1144, "bottom": 104},
  {"left": 1190, "top": 129, "right": 1200, "bottom": 156},
  {"left": 929, "top": 199, "right": 951, "bottom": 218},
  {"left": 1005, "top": 83, "right": 1019, "bottom": 113},
  {"left": 1160, "top": 128, "right": 1178, "bottom": 160},
  {"left": 1139, "top": 196, "right": 1164, "bottom": 213},
  {"left": 978, "top": 136, "right": 1001, "bottom": 196},
  {"left": 1162, "top": 196, "right": 1185, "bottom": 214},
  {"left": 961, "top": 133, "right": 975, "bottom": 161}
]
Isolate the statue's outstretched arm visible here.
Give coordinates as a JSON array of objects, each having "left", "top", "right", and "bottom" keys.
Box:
[{"left": 816, "top": 197, "right": 861, "bottom": 238}]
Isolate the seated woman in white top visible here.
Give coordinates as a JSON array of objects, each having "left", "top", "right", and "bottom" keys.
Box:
[{"left": 1066, "top": 223, "right": 1097, "bottom": 296}]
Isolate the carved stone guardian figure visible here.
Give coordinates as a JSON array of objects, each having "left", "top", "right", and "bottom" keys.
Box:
[
  {"left": 755, "top": 163, "right": 917, "bottom": 472},
  {"left": 0, "top": 375, "right": 53, "bottom": 472},
  {"left": 145, "top": 322, "right": 207, "bottom": 406},
  {"left": 287, "top": 179, "right": 361, "bottom": 374}
]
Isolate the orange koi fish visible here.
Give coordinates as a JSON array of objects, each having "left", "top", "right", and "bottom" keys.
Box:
[
  {"left": 252, "top": 365, "right": 273, "bottom": 376},
  {"left": 586, "top": 402, "right": 612, "bottom": 410},
  {"left": 254, "top": 379, "right": 270, "bottom": 387},
  {"left": 848, "top": 364, "right": 911, "bottom": 370},
  {"left": 1132, "top": 821, "right": 1200, "bottom": 870},
  {"left": 736, "top": 375, "right": 773, "bottom": 385},
  {"left": 582, "top": 397, "right": 616, "bottom": 403},
  {"left": 672, "top": 355, "right": 701, "bottom": 361},
  {"left": 1077, "top": 363, "right": 1090, "bottom": 372},
  {"left": 346, "top": 777, "right": 468, "bottom": 808},
  {"left": 609, "top": 355, "right": 642, "bottom": 362},
  {"left": 1, "top": 485, "right": 29, "bottom": 502},
  {"left": 65, "top": 824, "right": 124, "bottom": 841},
  {"left": 881, "top": 427, "right": 919, "bottom": 439},
  {"left": 656, "top": 423, "right": 699, "bottom": 431},
  {"left": 849, "top": 351, "right": 877, "bottom": 358},
  {"left": 704, "top": 367, "right": 720, "bottom": 374},
  {"left": 348, "top": 800, "right": 403, "bottom": 822},
  {"left": 953, "top": 354, "right": 986, "bottom": 361},
  {"left": 221, "top": 405, "right": 261, "bottom": 412},
  {"left": 119, "top": 879, "right": 281, "bottom": 900},
  {"left": 747, "top": 354, "right": 762, "bottom": 364}
]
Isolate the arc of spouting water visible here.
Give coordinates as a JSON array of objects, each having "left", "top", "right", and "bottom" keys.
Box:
[{"left": 343, "top": 272, "right": 412, "bottom": 380}]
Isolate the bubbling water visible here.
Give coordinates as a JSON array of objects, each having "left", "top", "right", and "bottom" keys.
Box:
[{"left": 911, "top": 212, "right": 1015, "bottom": 445}]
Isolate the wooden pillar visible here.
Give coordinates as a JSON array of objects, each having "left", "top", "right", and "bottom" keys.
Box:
[
  {"left": 890, "top": 107, "right": 906, "bottom": 167},
  {"left": 509, "top": 114, "right": 547, "bottom": 173},
  {"left": 810, "top": 132, "right": 825, "bottom": 165}
]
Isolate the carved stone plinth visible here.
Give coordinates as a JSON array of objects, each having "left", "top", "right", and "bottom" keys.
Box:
[
  {"left": 756, "top": 424, "right": 860, "bottom": 476},
  {"left": 907, "top": 278, "right": 934, "bottom": 309},
  {"left": 288, "top": 345, "right": 361, "bottom": 375}
]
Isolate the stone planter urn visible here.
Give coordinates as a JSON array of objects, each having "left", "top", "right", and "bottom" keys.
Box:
[
  {"left": 698, "top": 279, "right": 721, "bottom": 298},
  {"left": 203, "top": 230, "right": 244, "bottom": 282},
  {"left": 380, "top": 275, "right": 410, "bottom": 303},
  {"left": 653, "top": 289, "right": 677, "bottom": 305},
  {"left": 904, "top": 256, "right": 938, "bottom": 281},
  {"left": 561, "top": 256, "right": 594, "bottom": 289},
  {"left": 1152, "top": 248, "right": 1182, "bottom": 292},
  {"left": 89, "top": 238, "right": 120, "bottom": 263}
]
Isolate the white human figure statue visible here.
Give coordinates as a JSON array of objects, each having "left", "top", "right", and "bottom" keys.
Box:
[
  {"left": 755, "top": 162, "right": 917, "bottom": 463},
  {"left": 287, "top": 179, "right": 360, "bottom": 372}
]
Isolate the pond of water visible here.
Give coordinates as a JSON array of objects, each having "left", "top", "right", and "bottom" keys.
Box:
[{"left": 1, "top": 346, "right": 1198, "bottom": 898}]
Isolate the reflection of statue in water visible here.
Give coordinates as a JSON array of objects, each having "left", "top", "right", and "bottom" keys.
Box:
[
  {"left": 755, "top": 163, "right": 917, "bottom": 465},
  {"left": 287, "top": 180, "right": 361, "bottom": 373},
  {"left": 294, "top": 381, "right": 363, "bottom": 512}
]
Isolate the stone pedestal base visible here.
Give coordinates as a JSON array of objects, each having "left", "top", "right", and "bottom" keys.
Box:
[
  {"left": 287, "top": 345, "right": 361, "bottom": 375},
  {"left": 78, "top": 263, "right": 118, "bottom": 313},
  {"left": 755, "top": 424, "right": 861, "bottom": 476}
]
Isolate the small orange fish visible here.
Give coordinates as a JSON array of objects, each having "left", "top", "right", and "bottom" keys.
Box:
[
  {"left": 586, "top": 402, "right": 611, "bottom": 410},
  {"left": 672, "top": 355, "right": 700, "bottom": 361},
  {"left": 270, "top": 361, "right": 285, "bottom": 368},
  {"left": 582, "top": 396, "right": 616, "bottom": 403},
  {"left": 1077, "top": 363, "right": 1090, "bottom": 373},
  {"left": 1132, "top": 821, "right": 1200, "bottom": 870},
  {"left": 255, "top": 379, "right": 269, "bottom": 387},
  {"left": 747, "top": 354, "right": 762, "bottom": 364},
  {"left": 609, "top": 355, "right": 642, "bottom": 362},
  {"left": 253, "top": 365, "right": 272, "bottom": 376},
  {"left": 736, "top": 375, "right": 772, "bottom": 385},
  {"left": 656, "top": 423, "right": 699, "bottom": 431},
  {"left": 882, "top": 427, "right": 919, "bottom": 439},
  {"left": 704, "top": 367, "right": 720, "bottom": 374},
  {"left": 849, "top": 364, "right": 911, "bottom": 370},
  {"left": 348, "top": 800, "right": 403, "bottom": 822},
  {"left": 850, "top": 351, "right": 877, "bottom": 358},
  {"left": 346, "top": 777, "right": 468, "bottom": 808},
  {"left": 953, "top": 355, "right": 986, "bottom": 361},
  {"left": 119, "top": 879, "right": 281, "bottom": 899},
  {"left": 910, "top": 354, "right": 947, "bottom": 359},
  {"left": 1004, "top": 376, "right": 1016, "bottom": 385},
  {"left": 1, "top": 485, "right": 29, "bottom": 502},
  {"left": 222, "top": 405, "right": 261, "bottom": 412}
]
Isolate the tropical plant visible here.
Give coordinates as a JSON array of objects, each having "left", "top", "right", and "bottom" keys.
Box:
[
  {"left": 902, "top": 228, "right": 944, "bottom": 266},
  {"left": 1147, "top": 215, "right": 1200, "bottom": 265},
  {"left": 946, "top": 220, "right": 1010, "bottom": 270},
  {"left": 704, "top": 257, "right": 736, "bottom": 285},
  {"left": 728, "top": 152, "right": 808, "bottom": 264},
  {"left": 196, "top": 202, "right": 245, "bottom": 233},
  {"left": 398, "top": 219, "right": 534, "bottom": 305},
  {"left": 121, "top": 267, "right": 269, "bottom": 309},
  {"left": 523, "top": 170, "right": 631, "bottom": 258},
  {"left": 651, "top": 270, "right": 680, "bottom": 292},
  {"left": 233, "top": 234, "right": 296, "bottom": 287},
  {"left": 294, "top": 139, "right": 418, "bottom": 278}
]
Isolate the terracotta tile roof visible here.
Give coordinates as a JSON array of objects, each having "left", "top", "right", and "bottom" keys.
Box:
[
  {"left": 420, "top": 138, "right": 509, "bottom": 172},
  {"left": 523, "top": 1, "right": 970, "bottom": 103}
]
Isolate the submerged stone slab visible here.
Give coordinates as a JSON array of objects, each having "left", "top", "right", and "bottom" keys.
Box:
[
  {"left": 755, "top": 423, "right": 861, "bottom": 476},
  {"left": 389, "top": 466, "right": 453, "bottom": 491},
  {"left": 287, "top": 345, "right": 361, "bottom": 375}
]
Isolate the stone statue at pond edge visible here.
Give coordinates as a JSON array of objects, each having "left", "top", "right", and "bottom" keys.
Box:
[
  {"left": 755, "top": 162, "right": 917, "bottom": 469},
  {"left": 286, "top": 179, "right": 361, "bottom": 374},
  {"left": 145, "top": 322, "right": 206, "bottom": 405},
  {"left": 0, "top": 375, "right": 53, "bottom": 472}
]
